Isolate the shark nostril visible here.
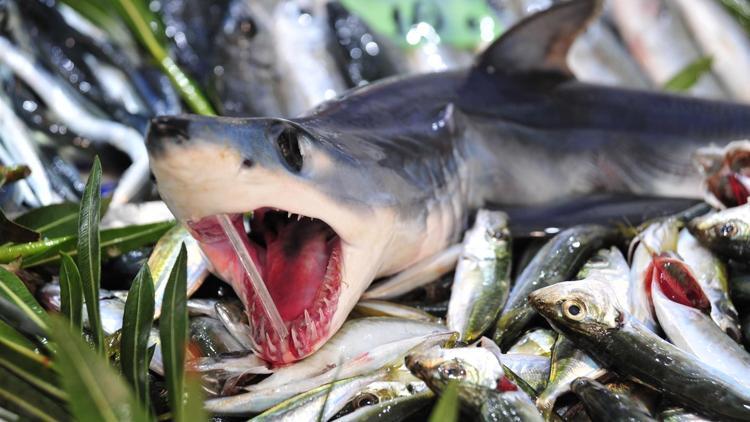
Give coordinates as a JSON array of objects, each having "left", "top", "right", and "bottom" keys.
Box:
[{"left": 147, "top": 116, "right": 191, "bottom": 145}]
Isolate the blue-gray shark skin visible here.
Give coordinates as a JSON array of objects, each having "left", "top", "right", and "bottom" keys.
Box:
[{"left": 147, "top": 0, "right": 750, "bottom": 366}]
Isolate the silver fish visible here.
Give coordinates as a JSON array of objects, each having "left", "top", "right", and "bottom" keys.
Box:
[
  {"left": 677, "top": 228, "right": 741, "bottom": 339},
  {"left": 652, "top": 279, "right": 750, "bottom": 387},
  {"left": 448, "top": 210, "right": 512, "bottom": 342},
  {"left": 629, "top": 218, "right": 681, "bottom": 332},
  {"left": 204, "top": 317, "right": 451, "bottom": 414}
]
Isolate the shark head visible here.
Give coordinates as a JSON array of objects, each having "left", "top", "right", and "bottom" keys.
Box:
[{"left": 146, "top": 114, "right": 460, "bottom": 364}]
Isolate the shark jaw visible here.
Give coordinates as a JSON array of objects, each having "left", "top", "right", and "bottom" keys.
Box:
[{"left": 149, "top": 140, "right": 393, "bottom": 365}]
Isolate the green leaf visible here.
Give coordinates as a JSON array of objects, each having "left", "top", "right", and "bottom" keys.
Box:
[
  {"left": 160, "top": 244, "right": 188, "bottom": 422},
  {"left": 0, "top": 267, "right": 48, "bottom": 331},
  {"left": 11, "top": 221, "right": 175, "bottom": 267},
  {"left": 719, "top": 0, "right": 750, "bottom": 36},
  {"left": 0, "top": 296, "right": 48, "bottom": 342},
  {"left": 664, "top": 57, "right": 714, "bottom": 92},
  {"left": 14, "top": 200, "right": 110, "bottom": 239},
  {"left": 47, "top": 316, "right": 150, "bottom": 422},
  {"left": 106, "top": 0, "right": 216, "bottom": 115},
  {"left": 0, "top": 209, "right": 39, "bottom": 244},
  {"left": 428, "top": 381, "right": 459, "bottom": 422},
  {"left": 58, "top": 0, "right": 132, "bottom": 44},
  {"left": 58, "top": 254, "right": 83, "bottom": 330},
  {"left": 0, "top": 366, "right": 69, "bottom": 422},
  {"left": 121, "top": 265, "right": 155, "bottom": 406},
  {"left": 182, "top": 374, "right": 208, "bottom": 422},
  {"left": 77, "top": 157, "right": 103, "bottom": 354},
  {"left": 0, "top": 335, "right": 64, "bottom": 401},
  {"left": 0, "top": 320, "right": 64, "bottom": 401}
]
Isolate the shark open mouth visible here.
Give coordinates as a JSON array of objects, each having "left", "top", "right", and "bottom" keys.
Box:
[{"left": 187, "top": 208, "right": 341, "bottom": 365}]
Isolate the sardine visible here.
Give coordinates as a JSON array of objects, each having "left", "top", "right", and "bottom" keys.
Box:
[
  {"left": 629, "top": 218, "right": 681, "bottom": 331},
  {"left": 495, "top": 224, "right": 616, "bottom": 348},
  {"left": 530, "top": 279, "right": 750, "bottom": 420},
  {"left": 571, "top": 377, "right": 657, "bottom": 422},
  {"left": 677, "top": 228, "right": 741, "bottom": 339},
  {"left": 204, "top": 317, "right": 451, "bottom": 414},
  {"left": 448, "top": 210, "right": 512, "bottom": 342},
  {"left": 689, "top": 204, "right": 750, "bottom": 260},
  {"left": 652, "top": 273, "right": 750, "bottom": 387}
]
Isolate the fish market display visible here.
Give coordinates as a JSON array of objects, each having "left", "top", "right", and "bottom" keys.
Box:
[{"left": 5, "top": 0, "right": 750, "bottom": 420}]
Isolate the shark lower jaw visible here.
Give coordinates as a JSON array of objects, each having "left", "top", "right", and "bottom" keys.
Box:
[{"left": 187, "top": 208, "right": 342, "bottom": 365}]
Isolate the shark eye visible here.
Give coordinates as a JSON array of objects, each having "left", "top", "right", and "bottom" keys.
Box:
[
  {"left": 276, "top": 127, "right": 303, "bottom": 172},
  {"left": 562, "top": 299, "right": 586, "bottom": 321}
]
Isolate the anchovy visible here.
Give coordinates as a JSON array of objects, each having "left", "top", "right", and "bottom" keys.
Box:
[{"left": 147, "top": 0, "right": 750, "bottom": 365}]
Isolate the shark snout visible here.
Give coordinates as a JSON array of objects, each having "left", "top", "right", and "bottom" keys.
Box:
[{"left": 146, "top": 115, "right": 194, "bottom": 157}]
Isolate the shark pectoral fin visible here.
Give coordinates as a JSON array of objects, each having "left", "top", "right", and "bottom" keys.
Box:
[
  {"left": 477, "top": 0, "right": 602, "bottom": 76},
  {"left": 362, "top": 244, "right": 463, "bottom": 300}
]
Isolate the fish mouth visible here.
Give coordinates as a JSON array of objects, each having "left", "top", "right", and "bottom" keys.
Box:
[{"left": 187, "top": 207, "right": 341, "bottom": 364}]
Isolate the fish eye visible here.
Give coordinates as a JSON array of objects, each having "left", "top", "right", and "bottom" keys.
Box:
[
  {"left": 562, "top": 299, "right": 586, "bottom": 321},
  {"left": 717, "top": 221, "right": 739, "bottom": 238},
  {"left": 353, "top": 392, "right": 379, "bottom": 408},
  {"left": 238, "top": 17, "right": 257, "bottom": 38},
  {"left": 486, "top": 228, "right": 507, "bottom": 241},
  {"left": 276, "top": 127, "right": 303, "bottom": 172},
  {"left": 438, "top": 360, "right": 466, "bottom": 380}
]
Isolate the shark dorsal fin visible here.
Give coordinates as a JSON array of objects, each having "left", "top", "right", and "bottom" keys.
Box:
[{"left": 477, "top": 0, "right": 602, "bottom": 77}]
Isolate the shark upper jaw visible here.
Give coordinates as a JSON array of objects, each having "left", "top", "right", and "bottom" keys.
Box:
[{"left": 149, "top": 140, "right": 392, "bottom": 365}]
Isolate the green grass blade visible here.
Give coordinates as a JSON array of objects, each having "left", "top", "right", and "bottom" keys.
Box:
[
  {"left": 0, "top": 267, "right": 48, "bottom": 331},
  {"left": 77, "top": 157, "right": 103, "bottom": 354},
  {"left": 0, "top": 366, "right": 70, "bottom": 422},
  {"left": 160, "top": 244, "right": 188, "bottom": 421},
  {"left": 183, "top": 374, "right": 208, "bottom": 422},
  {"left": 107, "top": 0, "right": 216, "bottom": 115},
  {"left": 15, "top": 221, "right": 175, "bottom": 267},
  {"left": 47, "top": 316, "right": 150, "bottom": 422},
  {"left": 121, "top": 265, "right": 155, "bottom": 406},
  {"left": 663, "top": 57, "right": 714, "bottom": 92},
  {"left": 428, "top": 381, "right": 459, "bottom": 422},
  {"left": 59, "top": 253, "right": 83, "bottom": 330}
]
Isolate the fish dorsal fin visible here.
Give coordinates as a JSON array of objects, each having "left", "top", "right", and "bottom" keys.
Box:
[{"left": 477, "top": 0, "right": 602, "bottom": 76}]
